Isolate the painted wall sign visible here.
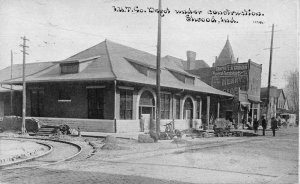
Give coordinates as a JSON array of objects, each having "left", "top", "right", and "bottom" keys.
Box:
[{"left": 211, "top": 63, "right": 249, "bottom": 95}]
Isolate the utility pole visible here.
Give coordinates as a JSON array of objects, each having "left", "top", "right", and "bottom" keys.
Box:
[
  {"left": 156, "top": 0, "right": 162, "bottom": 136},
  {"left": 266, "top": 24, "right": 274, "bottom": 123},
  {"left": 292, "top": 71, "right": 298, "bottom": 111},
  {"left": 20, "top": 36, "right": 29, "bottom": 134},
  {"left": 10, "top": 50, "right": 13, "bottom": 115}
]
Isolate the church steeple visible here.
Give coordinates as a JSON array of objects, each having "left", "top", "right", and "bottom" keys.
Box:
[{"left": 215, "top": 37, "right": 236, "bottom": 67}]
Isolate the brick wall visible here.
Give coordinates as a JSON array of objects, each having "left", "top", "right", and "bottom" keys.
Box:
[
  {"left": 26, "top": 83, "right": 88, "bottom": 118},
  {"left": 26, "top": 82, "right": 114, "bottom": 119},
  {"left": 0, "top": 91, "right": 22, "bottom": 116}
]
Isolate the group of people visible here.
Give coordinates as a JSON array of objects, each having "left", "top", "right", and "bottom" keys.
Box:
[{"left": 250, "top": 116, "right": 278, "bottom": 136}]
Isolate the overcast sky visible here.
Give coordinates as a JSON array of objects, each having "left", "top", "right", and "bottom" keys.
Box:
[{"left": 0, "top": 0, "right": 298, "bottom": 88}]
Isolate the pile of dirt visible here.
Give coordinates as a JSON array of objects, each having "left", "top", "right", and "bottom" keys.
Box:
[
  {"left": 138, "top": 134, "right": 154, "bottom": 143},
  {"left": 149, "top": 131, "right": 158, "bottom": 142},
  {"left": 49, "top": 134, "right": 74, "bottom": 141},
  {"left": 101, "top": 143, "right": 129, "bottom": 150},
  {"left": 98, "top": 135, "right": 131, "bottom": 150},
  {"left": 102, "top": 135, "right": 119, "bottom": 143}
]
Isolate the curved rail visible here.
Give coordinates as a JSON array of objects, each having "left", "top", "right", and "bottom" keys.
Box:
[
  {"left": 0, "top": 138, "right": 53, "bottom": 168},
  {"left": 1, "top": 137, "right": 82, "bottom": 169}
]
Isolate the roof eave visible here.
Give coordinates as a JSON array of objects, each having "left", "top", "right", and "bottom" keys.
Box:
[{"left": 1, "top": 77, "right": 117, "bottom": 85}]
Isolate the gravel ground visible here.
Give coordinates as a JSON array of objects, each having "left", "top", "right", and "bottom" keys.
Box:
[
  {"left": 88, "top": 135, "right": 244, "bottom": 160},
  {"left": 0, "top": 128, "right": 298, "bottom": 184}
]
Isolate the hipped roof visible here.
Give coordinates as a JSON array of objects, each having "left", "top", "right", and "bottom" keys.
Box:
[
  {"left": 1, "top": 40, "right": 232, "bottom": 97},
  {"left": 0, "top": 62, "right": 55, "bottom": 92}
]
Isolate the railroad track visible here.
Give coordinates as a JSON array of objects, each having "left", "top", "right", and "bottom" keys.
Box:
[{"left": 1, "top": 137, "right": 82, "bottom": 170}]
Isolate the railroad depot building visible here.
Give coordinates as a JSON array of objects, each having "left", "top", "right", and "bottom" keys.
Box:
[
  {"left": 1, "top": 40, "right": 232, "bottom": 133},
  {"left": 187, "top": 38, "right": 262, "bottom": 126},
  {"left": 0, "top": 63, "right": 56, "bottom": 117}
]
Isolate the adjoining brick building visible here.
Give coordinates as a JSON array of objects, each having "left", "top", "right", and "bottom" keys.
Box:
[
  {"left": 1, "top": 40, "right": 232, "bottom": 133},
  {"left": 187, "top": 38, "right": 262, "bottom": 127}
]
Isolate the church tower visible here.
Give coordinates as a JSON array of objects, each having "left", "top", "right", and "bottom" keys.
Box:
[{"left": 214, "top": 36, "right": 237, "bottom": 67}]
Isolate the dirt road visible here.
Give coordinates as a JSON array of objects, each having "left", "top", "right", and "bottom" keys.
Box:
[{"left": 1, "top": 128, "right": 298, "bottom": 184}]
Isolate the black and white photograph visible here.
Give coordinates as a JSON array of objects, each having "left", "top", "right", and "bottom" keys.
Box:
[{"left": 0, "top": 0, "right": 299, "bottom": 183}]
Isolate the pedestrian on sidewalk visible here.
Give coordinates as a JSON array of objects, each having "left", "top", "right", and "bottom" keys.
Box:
[
  {"left": 261, "top": 116, "right": 267, "bottom": 136},
  {"left": 276, "top": 115, "right": 282, "bottom": 128},
  {"left": 253, "top": 118, "right": 258, "bottom": 133},
  {"left": 271, "top": 117, "right": 278, "bottom": 136}
]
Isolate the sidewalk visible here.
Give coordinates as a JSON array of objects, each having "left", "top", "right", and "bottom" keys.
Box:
[
  {"left": 81, "top": 131, "right": 142, "bottom": 139},
  {"left": 81, "top": 128, "right": 261, "bottom": 140}
]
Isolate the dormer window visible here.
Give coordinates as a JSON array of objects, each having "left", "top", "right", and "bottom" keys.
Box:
[
  {"left": 130, "top": 62, "right": 148, "bottom": 76},
  {"left": 170, "top": 71, "right": 185, "bottom": 83},
  {"left": 147, "top": 69, "right": 156, "bottom": 79},
  {"left": 125, "top": 58, "right": 156, "bottom": 79},
  {"left": 169, "top": 69, "right": 195, "bottom": 85},
  {"left": 60, "top": 61, "right": 79, "bottom": 74},
  {"left": 185, "top": 76, "right": 195, "bottom": 85}
]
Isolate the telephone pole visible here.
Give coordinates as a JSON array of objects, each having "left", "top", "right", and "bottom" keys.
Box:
[
  {"left": 156, "top": 0, "right": 162, "bottom": 136},
  {"left": 10, "top": 50, "right": 13, "bottom": 115},
  {"left": 266, "top": 24, "right": 274, "bottom": 122},
  {"left": 20, "top": 36, "right": 29, "bottom": 134}
]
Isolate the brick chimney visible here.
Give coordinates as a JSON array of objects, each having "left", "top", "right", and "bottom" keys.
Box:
[{"left": 186, "top": 51, "right": 196, "bottom": 70}]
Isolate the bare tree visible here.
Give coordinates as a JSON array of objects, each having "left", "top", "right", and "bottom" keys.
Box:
[{"left": 284, "top": 70, "right": 299, "bottom": 113}]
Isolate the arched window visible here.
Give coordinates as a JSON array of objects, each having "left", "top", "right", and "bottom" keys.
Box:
[
  {"left": 140, "top": 91, "right": 155, "bottom": 106},
  {"left": 183, "top": 98, "right": 193, "bottom": 119}
]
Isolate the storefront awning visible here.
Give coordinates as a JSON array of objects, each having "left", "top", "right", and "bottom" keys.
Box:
[
  {"left": 248, "top": 95, "right": 262, "bottom": 103},
  {"left": 240, "top": 101, "right": 250, "bottom": 112},
  {"left": 240, "top": 101, "right": 250, "bottom": 106},
  {"left": 248, "top": 99, "right": 262, "bottom": 103}
]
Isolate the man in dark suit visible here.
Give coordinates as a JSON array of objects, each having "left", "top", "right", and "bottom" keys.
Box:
[
  {"left": 271, "top": 117, "right": 278, "bottom": 136},
  {"left": 261, "top": 116, "right": 267, "bottom": 136}
]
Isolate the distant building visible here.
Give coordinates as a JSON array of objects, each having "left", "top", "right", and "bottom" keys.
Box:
[
  {"left": 187, "top": 38, "right": 262, "bottom": 126},
  {"left": 260, "top": 86, "right": 289, "bottom": 120},
  {"left": 275, "top": 89, "right": 289, "bottom": 113},
  {"left": 164, "top": 51, "right": 210, "bottom": 71}
]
